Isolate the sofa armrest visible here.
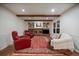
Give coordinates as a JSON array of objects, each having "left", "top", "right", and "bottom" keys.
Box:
[{"left": 53, "top": 39, "right": 72, "bottom": 43}]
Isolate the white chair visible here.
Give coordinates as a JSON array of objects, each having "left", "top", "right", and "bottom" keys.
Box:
[{"left": 51, "top": 33, "right": 74, "bottom": 51}]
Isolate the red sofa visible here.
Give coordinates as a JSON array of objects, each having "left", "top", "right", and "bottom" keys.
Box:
[{"left": 12, "top": 31, "right": 31, "bottom": 50}]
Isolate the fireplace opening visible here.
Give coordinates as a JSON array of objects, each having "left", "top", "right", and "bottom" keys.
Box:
[{"left": 42, "top": 29, "right": 49, "bottom": 34}]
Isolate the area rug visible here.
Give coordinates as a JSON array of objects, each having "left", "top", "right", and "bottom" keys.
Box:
[
  {"left": 12, "top": 36, "right": 65, "bottom": 56},
  {"left": 13, "top": 48, "right": 65, "bottom": 56},
  {"left": 13, "top": 53, "right": 65, "bottom": 56}
]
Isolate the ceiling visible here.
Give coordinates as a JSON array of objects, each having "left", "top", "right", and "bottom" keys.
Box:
[
  {"left": 3, "top": 3, "right": 75, "bottom": 15},
  {"left": 2, "top": 3, "right": 75, "bottom": 20}
]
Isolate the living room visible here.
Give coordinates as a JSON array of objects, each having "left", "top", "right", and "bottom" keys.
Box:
[{"left": 0, "top": 3, "right": 79, "bottom": 56}]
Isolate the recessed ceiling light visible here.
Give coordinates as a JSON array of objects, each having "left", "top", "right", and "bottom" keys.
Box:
[
  {"left": 51, "top": 9, "right": 55, "bottom": 12},
  {"left": 22, "top": 9, "right": 25, "bottom": 12}
]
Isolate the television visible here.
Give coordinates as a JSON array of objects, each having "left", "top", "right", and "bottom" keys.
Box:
[{"left": 43, "top": 29, "right": 49, "bottom": 34}]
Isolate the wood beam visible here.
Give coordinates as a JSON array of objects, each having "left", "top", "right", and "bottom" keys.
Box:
[
  {"left": 24, "top": 20, "right": 53, "bottom": 21},
  {"left": 16, "top": 15, "right": 60, "bottom": 17}
]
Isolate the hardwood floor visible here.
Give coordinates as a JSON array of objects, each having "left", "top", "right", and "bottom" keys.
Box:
[
  {"left": 0, "top": 45, "right": 79, "bottom": 56},
  {"left": 0, "top": 36, "right": 79, "bottom": 56},
  {"left": 0, "top": 45, "right": 15, "bottom": 56}
]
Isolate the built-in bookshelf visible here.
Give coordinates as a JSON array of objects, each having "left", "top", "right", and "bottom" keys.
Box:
[
  {"left": 28, "top": 21, "right": 50, "bottom": 29},
  {"left": 28, "top": 21, "right": 51, "bottom": 36}
]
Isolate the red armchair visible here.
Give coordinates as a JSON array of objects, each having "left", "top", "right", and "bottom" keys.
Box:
[
  {"left": 24, "top": 30, "right": 34, "bottom": 38},
  {"left": 12, "top": 31, "right": 31, "bottom": 50}
]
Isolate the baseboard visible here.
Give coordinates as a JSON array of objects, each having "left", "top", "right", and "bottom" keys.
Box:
[{"left": 0, "top": 44, "right": 9, "bottom": 50}]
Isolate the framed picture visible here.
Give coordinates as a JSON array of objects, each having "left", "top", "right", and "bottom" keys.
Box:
[{"left": 34, "top": 21, "right": 43, "bottom": 28}]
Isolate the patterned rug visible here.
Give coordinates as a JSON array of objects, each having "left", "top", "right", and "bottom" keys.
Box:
[
  {"left": 13, "top": 48, "right": 65, "bottom": 56},
  {"left": 12, "top": 36, "right": 65, "bottom": 56}
]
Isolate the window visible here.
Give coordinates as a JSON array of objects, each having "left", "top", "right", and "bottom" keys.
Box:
[{"left": 53, "top": 20, "right": 60, "bottom": 34}]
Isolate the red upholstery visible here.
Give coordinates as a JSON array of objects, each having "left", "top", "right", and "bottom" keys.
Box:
[
  {"left": 12, "top": 31, "right": 31, "bottom": 50},
  {"left": 12, "top": 31, "right": 18, "bottom": 40},
  {"left": 24, "top": 30, "right": 34, "bottom": 38}
]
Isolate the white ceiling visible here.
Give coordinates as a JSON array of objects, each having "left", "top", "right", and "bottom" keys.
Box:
[
  {"left": 2, "top": 3, "right": 75, "bottom": 21},
  {"left": 3, "top": 3, "right": 75, "bottom": 15}
]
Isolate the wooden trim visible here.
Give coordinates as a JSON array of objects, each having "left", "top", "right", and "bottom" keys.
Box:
[
  {"left": 16, "top": 15, "right": 60, "bottom": 17},
  {"left": 24, "top": 20, "right": 53, "bottom": 21}
]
